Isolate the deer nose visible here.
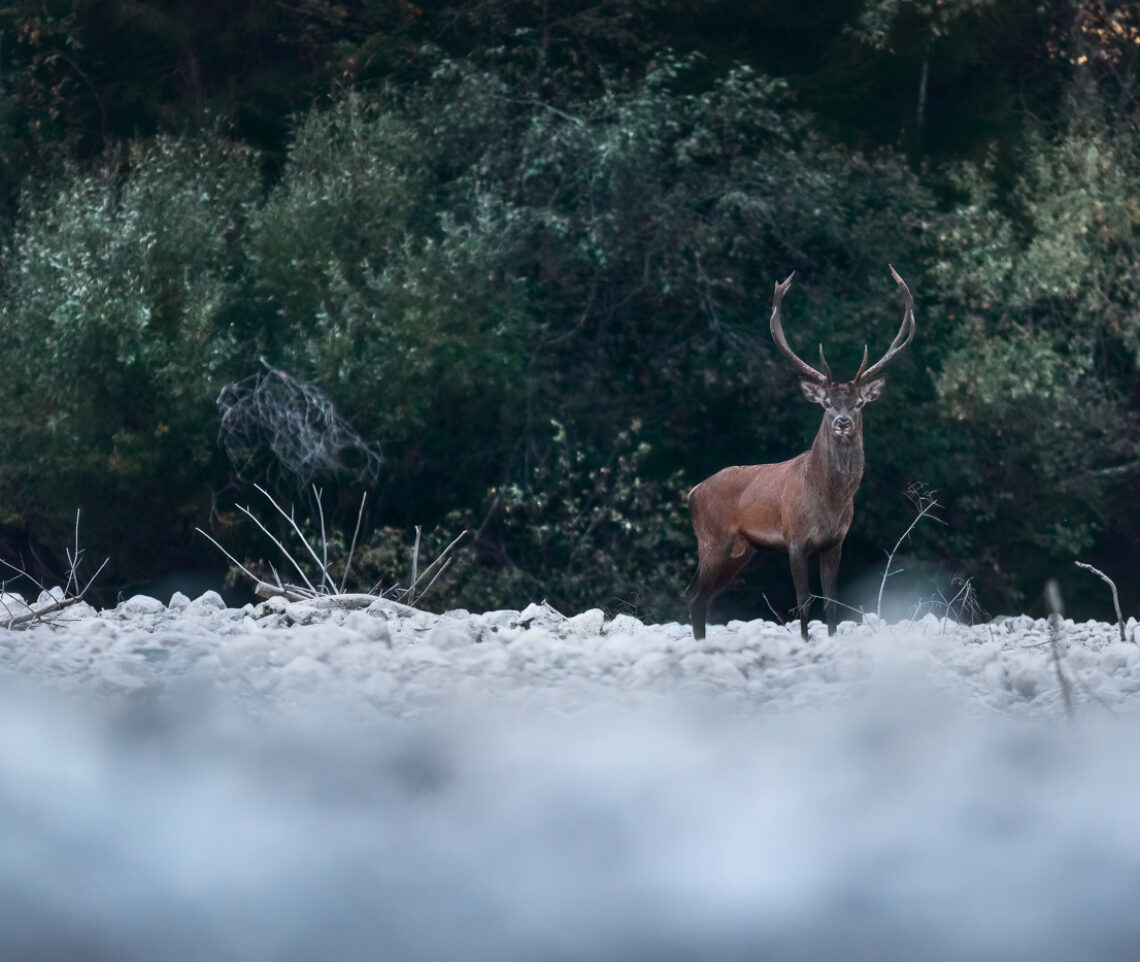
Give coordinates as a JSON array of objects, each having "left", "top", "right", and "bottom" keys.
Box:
[{"left": 833, "top": 415, "right": 854, "bottom": 434}]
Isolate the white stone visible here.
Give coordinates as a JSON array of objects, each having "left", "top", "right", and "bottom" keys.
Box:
[
  {"left": 517, "top": 601, "right": 566, "bottom": 627},
  {"left": 284, "top": 603, "right": 330, "bottom": 626},
  {"left": 604, "top": 613, "right": 643, "bottom": 635},
  {"left": 190, "top": 590, "right": 227, "bottom": 609},
  {"left": 367, "top": 597, "right": 417, "bottom": 620},
  {"left": 259, "top": 596, "right": 289, "bottom": 616},
  {"left": 122, "top": 594, "right": 165, "bottom": 614},
  {"left": 567, "top": 608, "right": 605, "bottom": 636},
  {"left": 429, "top": 622, "right": 474, "bottom": 651},
  {"left": 482, "top": 609, "right": 520, "bottom": 627},
  {"left": 278, "top": 655, "right": 333, "bottom": 685}
]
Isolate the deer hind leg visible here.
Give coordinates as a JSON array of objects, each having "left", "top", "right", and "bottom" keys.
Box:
[
  {"left": 819, "top": 542, "right": 843, "bottom": 636},
  {"left": 788, "top": 545, "right": 812, "bottom": 640},
  {"left": 686, "top": 537, "right": 754, "bottom": 641}
]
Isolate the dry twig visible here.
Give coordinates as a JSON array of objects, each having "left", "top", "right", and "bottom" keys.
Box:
[
  {"left": 876, "top": 483, "right": 945, "bottom": 619},
  {"left": 199, "top": 487, "right": 466, "bottom": 609},
  {"left": 0, "top": 510, "right": 108, "bottom": 630},
  {"left": 1045, "top": 579, "right": 1074, "bottom": 722},
  {"left": 1074, "top": 561, "right": 1128, "bottom": 644}
]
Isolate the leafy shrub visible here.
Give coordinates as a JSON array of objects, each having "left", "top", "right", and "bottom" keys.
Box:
[
  {"left": 348, "top": 422, "right": 692, "bottom": 620},
  {"left": 249, "top": 84, "right": 532, "bottom": 516},
  {"left": 0, "top": 135, "right": 261, "bottom": 570}
]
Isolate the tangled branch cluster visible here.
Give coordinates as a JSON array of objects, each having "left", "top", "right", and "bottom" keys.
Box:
[{"left": 217, "top": 360, "right": 382, "bottom": 487}]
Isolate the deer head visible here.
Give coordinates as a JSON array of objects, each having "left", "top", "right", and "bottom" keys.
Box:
[{"left": 770, "top": 266, "right": 915, "bottom": 440}]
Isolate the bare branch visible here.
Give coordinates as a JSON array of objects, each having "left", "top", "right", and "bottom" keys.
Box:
[
  {"left": 254, "top": 484, "right": 337, "bottom": 593},
  {"left": 202, "top": 487, "right": 464, "bottom": 610},
  {"left": 1045, "top": 579, "right": 1074, "bottom": 722},
  {"left": 412, "top": 557, "right": 453, "bottom": 606},
  {"left": 314, "top": 485, "right": 330, "bottom": 589},
  {"left": 1075, "top": 561, "right": 1127, "bottom": 644},
  {"left": 877, "top": 487, "right": 944, "bottom": 619},
  {"left": 254, "top": 581, "right": 312, "bottom": 603},
  {"left": 409, "top": 525, "right": 422, "bottom": 607},
  {"left": 761, "top": 593, "right": 785, "bottom": 625},
  {"left": 235, "top": 503, "right": 321, "bottom": 596},
  {"left": 409, "top": 530, "right": 468, "bottom": 594},
  {"left": 0, "top": 512, "right": 107, "bottom": 629},
  {"left": 339, "top": 491, "right": 368, "bottom": 595},
  {"left": 811, "top": 593, "right": 866, "bottom": 617},
  {"left": 195, "top": 527, "right": 265, "bottom": 587}
]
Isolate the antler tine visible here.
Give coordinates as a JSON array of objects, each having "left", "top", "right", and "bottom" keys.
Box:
[
  {"left": 818, "top": 345, "right": 833, "bottom": 383},
  {"left": 856, "top": 264, "right": 916, "bottom": 383},
  {"left": 770, "top": 271, "right": 828, "bottom": 384}
]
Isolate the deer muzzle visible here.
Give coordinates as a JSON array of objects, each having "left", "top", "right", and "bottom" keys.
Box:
[{"left": 832, "top": 415, "right": 855, "bottom": 437}]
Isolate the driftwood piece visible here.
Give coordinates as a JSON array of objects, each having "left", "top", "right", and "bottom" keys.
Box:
[
  {"left": 253, "top": 582, "right": 421, "bottom": 617},
  {"left": 1, "top": 594, "right": 83, "bottom": 630}
]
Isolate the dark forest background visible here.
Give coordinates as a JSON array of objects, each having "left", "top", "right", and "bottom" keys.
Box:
[{"left": 0, "top": 0, "right": 1137, "bottom": 623}]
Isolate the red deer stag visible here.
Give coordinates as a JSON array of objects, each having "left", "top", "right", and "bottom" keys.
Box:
[{"left": 685, "top": 267, "right": 915, "bottom": 640}]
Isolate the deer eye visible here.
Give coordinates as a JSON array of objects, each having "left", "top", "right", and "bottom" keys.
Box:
[
  {"left": 823, "top": 397, "right": 833, "bottom": 409},
  {"left": 853, "top": 398, "right": 865, "bottom": 409}
]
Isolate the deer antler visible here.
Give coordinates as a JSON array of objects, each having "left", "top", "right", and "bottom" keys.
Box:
[
  {"left": 770, "top": 272, "right": 828, "bottom": 384},
  {"left": 855, "top": 265, "right": 915, "bottom": 383},
  {"left": 818, "top": 345, "right": 834, "bottom": 383}
]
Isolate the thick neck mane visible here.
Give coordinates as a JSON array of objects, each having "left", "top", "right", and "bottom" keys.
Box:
[{"left": 808, "top": 421, "right": 865, "bottom": 502}]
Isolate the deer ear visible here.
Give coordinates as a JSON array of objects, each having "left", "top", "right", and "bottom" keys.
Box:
[
  {"left": 859, "top": 377, "right": 886, "bottom": 403},
  {"left": 800, "top": 379, "right": 828, "bottom": 405}
]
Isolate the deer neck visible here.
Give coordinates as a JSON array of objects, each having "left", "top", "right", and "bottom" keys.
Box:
[{"left": 808, "top": 422, "right": 864, "bottom": 501}]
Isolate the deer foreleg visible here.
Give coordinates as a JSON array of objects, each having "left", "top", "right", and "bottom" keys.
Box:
[
  {"left": 788, "top": 546, "right": 812, "bottom": 640},
  {"left": 685, "top": 569, "right": 710, "bottom": 641},
  {"left": 820, "top": 542, "right": 843, "bottom": 636},
  {"left": 687, "top": 539, "right": 754, "bottom": 641}
]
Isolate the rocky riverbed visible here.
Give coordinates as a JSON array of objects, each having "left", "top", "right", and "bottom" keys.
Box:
[{"left": 2, "top": 592, "right": 1139, "bottom": 960}]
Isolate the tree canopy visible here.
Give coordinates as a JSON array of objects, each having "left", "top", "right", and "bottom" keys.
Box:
[{"left": 0, "top": 1, "right": 1137, "bottom": 621}]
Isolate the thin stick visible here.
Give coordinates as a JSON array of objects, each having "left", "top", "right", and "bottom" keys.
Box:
[
  {"left": 408, "top": 530, "right": 467, "bottom": 594},
  {"left": 811, "top": 593, "right": 865, "bottom": 616},
  {"left": 0, "top": 592, "right": 35, "bottom": 629},
  {"left": 369, "top": 530, "right": 468, "bottom": 602},
  {"left": 1075, "top": 561, "right": 1127, "bottom": 644},
  {"left": 408, "top": 525, "right": 422, "bottom": 606},
  {"left": 68, "top": 509, "right": 82, "bottom": 596},
  {"left": 254, "top": 581, "right": 312, "bottom": 603},
  {"left": 76, "top": 556, "right": 109, "bottom": 598},
  {"left": 235, "top": 504, "right": 321, "bottom": 595},
  {"left": 314, "top": 485, "right": 330, "bottom": 588},
  {"left": 413, "top": 557, "right": 453, "bottom": 605},
  {"left": 761, "top": 593, "right": 785, "bottom": 625},
  {"left": 940, "top": 576, "right": 974, "bottom": 629},
  {"left": 1050, "top": 622, "right": 1074, "bottom": 720},
  {"left": 253, "top": 484, "right": 336, "bottom": 593},
  {"left": 339, "top": 491, "right": 367, "bottom": 594},
  {"left": 0, "top": 527, "right": 107, "bottom": 629},
  {"left": 877, "top": 491, "right": 944, "bottom": 618},
  {"left": 0, "top": 556, "right": 46, "bottom": 594},
  {"left": 196, "top": 527, "right": 267, "bottom": 588},
  {"left": 1045, "top": 579, "right": 1074, "bottom": 722}
]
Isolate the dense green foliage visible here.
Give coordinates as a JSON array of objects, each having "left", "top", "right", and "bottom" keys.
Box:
[{"left": 0, "top": 1, "right": 1137, "bottom": 620}]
